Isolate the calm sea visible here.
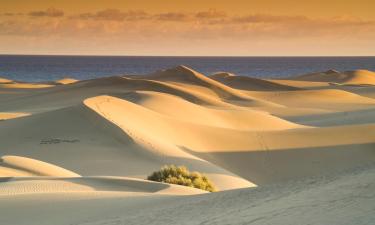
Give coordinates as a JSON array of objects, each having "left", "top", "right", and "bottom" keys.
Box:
[{"left": 0, "top": 55, "right": 374, "bottom": 82}]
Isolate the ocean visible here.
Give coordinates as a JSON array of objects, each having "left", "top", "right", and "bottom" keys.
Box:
[{"left": 0, "top": 55, "right": 374, "bottom": 82}]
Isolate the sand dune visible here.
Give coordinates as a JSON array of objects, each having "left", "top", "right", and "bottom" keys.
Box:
[
  {"left": 291, "top": 69, "right": 344, "bottom": 82},
  {"left": 118, "top": 91, "right": 301, "bottom": 130},
  {"left": 143, "top": 66, "right": 281, "bottom": 107},
  {"left": 0, "top": 77, "right": 79, "bottom": 89},
  {"left": 85, "top": 95, "right": 255, "bottom": 189},
  {"left": 0, "top": 83, "right": 54, "bottom": 89},
  {"left": 0, "top": 155, "right": 80, "bottom": 177},
  {"left": 342, "top": 70, "right": 375, "bottom": 85},
  {"left": 208, "top": 72, "right": 236, "bottom": 79},
  {"left": 0, "top": 66, "right": 374, "bottom": 225},
  {"left": 0, "top": 176, "right": 205, "bottom": 196},
  {"left": 290, "top": 69, "right": 375, "bottom": 86},
  {"left": 54, "top": 78, "right": 79, "bottom": 85},
  {"left": 84, "top": 94, "right": 375, "bottom": 185},
  {"left": 210, "top": 72, "right": 300, "bottom": 91},
  {"left": 248, "top": 89, "right": 375, "bottom": 111},
  {"left": 268, "top": 79, "right": 331, "bottom": 89},
  {"left": 0, "top": 112, "right": 29, "bottom": 120},
  {"left": 338, "top": 85, "right": 375, "bottom": 99},
  {"left": 0, "top": 164, "right": 373, "bottom": 225},
  {"left": 0, "top": 97, "right": 254, "bottom": 190},
  {"left": 0, "top": 77, "right": 13, "bottom": 84}
]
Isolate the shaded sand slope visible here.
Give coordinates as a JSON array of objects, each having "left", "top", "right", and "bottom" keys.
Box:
[
  {"left": 267, "top": 79, "right": 331, "bottom": 89},
  {"left": 191, "top": 124, "right": 375, "bottom": 184},
  {"left": 209, "top": 72, "right": 300, "bottom": 91},
  {"left": 337, "top": 85, "right": 375, "bottom": 99},
  {"left": 0, "top": 155, "right": 205, "bottom": 196},
  {"left": 286, "top": 107, "right": 375, "bottom": 126},
  {"left": 291, "top": 69, "right": 345, "bottom": 82},
  {"left": 240, "top": 87, "right": 375, "bottom": 122},
  {"left": 248, "top": 89, "right": 375, "bottom": 111},
  {"left": 0, "top": 176, "right": 205, "bottom": 196},
  {"left": 0, "top": 164, "right": 373, "bottom": 225},
  {"left": 268, "top": 70, "right": 375, "bottom": 91}
]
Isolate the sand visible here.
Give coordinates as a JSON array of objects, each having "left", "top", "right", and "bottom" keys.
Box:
[
  {"left": 0, "top": 77, "right": 13, "bottom": 84},
  {"left": 54, "top": 78, "right": 79, "bottom": 85},
  {"left": 0, "top": 66, "right": 374, "bottom": 225}
]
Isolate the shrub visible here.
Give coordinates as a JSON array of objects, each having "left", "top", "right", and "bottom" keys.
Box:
[{"left": 147, "top": 165, "right": 217, "bottom": 192}]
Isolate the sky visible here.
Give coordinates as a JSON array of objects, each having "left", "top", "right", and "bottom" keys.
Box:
[{"left": 0, "top": 0, "right": 375, "bottom": 56}]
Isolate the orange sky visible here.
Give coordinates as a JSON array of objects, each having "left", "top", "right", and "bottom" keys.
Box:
[{"left": 1, "top": 0, "right": 374, "bottom": 56}]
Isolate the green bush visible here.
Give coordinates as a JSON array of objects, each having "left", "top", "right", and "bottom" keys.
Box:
[{"left": 147, "top": 165, "right": 217, "bottom": 192}]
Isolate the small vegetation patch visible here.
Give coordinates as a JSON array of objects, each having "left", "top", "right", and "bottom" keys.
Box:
[{"left": 147, "top": 165, "right": 217, "bottom": 192}]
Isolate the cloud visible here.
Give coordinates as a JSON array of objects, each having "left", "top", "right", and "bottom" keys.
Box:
[
  {"left": 154, "top": 10, "right": 227, "bottom": 22},
  {"left": 1, "top": 9, "right": 375, "bottom": 56},
  {"left": 0, "top": 12, "right": 25, "bottom": 17},
  {"left": 195, "top": 9, "right": 227, "bottom": 19},
  {"left": 74, "top": 9, "right": 149, "bottom": 21},
  {"left": 231, "top": 14, "right": 308, "bottom": 23},
  {"left": 1, "top": 13, "right": 15, "bottom": 16},
  {"left": 71, "top": 9, "right": 228, "bottom": 22},
  {"left": 29, "top": 8, "right": 64, "bottom": 17},
  {"left": 1, "top": 8, "right": 374, "bottom": 43},
  {"left": 154, "top": 12, "right": 190, "bottom": 21}
]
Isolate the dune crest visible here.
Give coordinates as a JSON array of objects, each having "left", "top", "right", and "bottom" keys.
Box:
[
  {"left": 208, "top": 72, "right": 237, "bottom": 79},
  {"left": 0, "top": 82, "right": 54, "bottom": 89},
  {"left": 145, "top": 65, "right": 281, "bottom": 107},
  {"left": 0, "top": 155, "right": 80, "bottom": 177},
  {"left": 210, "top": 72, "right": 300, "bottom": 91},
  {"left": 119, "top": 91, "right": 302, "bottom": 130},
  {"left": 54, "top": 78, "right": 79, "bottom": 85},
  {"left": 0, "top": 112, "right": 29, "bottom": 121}
]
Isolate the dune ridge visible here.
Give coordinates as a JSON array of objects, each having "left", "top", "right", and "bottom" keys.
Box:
[
  {"left": 210, "top": 72, "right": 300, "bottom": 91},
  {"left": 0, "top": 155, "right": 80, "bottom": 177},
  {"left": 143, "top": 66, "right": 282, "bottom": 107}
]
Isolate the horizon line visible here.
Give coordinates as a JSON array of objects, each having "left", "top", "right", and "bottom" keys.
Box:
[{"left": 1, "top": 54, "right": 375, "bottom": 58}]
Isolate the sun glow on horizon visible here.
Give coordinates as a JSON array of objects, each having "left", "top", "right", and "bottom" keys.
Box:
[{"left": 1, "top": 0, "right": 374, "bottom": 56}]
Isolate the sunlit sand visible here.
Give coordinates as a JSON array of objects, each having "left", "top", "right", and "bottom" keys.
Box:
[{"left": 0, "top": 66, "right": 374, "bottom": 225}]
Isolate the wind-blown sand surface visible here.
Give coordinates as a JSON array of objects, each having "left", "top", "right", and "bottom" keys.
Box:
[{"left": 0, "top": 66, "right": 374, "bottom": 225}]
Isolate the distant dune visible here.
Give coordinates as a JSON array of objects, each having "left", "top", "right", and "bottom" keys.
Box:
[
  {"left": 0, "top": 66, "right": 374, "bottom": 225},
  {"left": 209, "top": 72, "right": 300, "bottom": 91},
  {"left": 54, "top": 78, "right": 79, "bottom": 85},
  {"left": 290, "top": 69, "right": 375, "bottom": 86},
  {"left": 0, "top": 77, "right": 13, "bottom": 84}
]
